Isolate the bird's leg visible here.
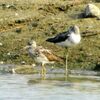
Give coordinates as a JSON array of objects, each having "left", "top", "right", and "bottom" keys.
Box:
[
  {"left": 43, "top": 65, "right": 46, "bottom": 76},
  {"left": 64, "top": 48, "right": 69, "bottom": 77},
  {"left": 65, "top": 53, "right": 68, "bottom": 76},
  {"left": 41, "top": 63, "right": 44, "bottom": 77},
  {"left": 41, "top": 63, "right": 46, "bottom": 79}
]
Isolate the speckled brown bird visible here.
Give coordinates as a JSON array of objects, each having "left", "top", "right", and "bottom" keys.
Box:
[{"left": 24, "top": 40, "right": 64, "bottom": 78}]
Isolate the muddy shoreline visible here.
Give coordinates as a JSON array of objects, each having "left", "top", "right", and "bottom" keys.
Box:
[{"left": 0, "top": 64, "right": 100, "bottom": 77}]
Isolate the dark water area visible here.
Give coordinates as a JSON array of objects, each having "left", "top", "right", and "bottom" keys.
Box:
[{"left": 0, "top": 73, "right": 100, "bottom": 100}]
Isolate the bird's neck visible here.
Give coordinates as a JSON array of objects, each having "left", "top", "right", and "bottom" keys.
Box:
[
  {"left": 31, "top": 44, "right": 37, "bottom": 49},
  {"left": 28, "top": 46, "right": 36, "bottom": 52}
]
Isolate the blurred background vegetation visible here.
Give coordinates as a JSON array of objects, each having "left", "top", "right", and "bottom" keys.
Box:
[{"left": 0, "top": 0, "right": 99, "bottom": 70}]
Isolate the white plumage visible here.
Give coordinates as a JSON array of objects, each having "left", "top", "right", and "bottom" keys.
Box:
[{"left": 56, "top": 31, "right": 81, "bottom": 47}]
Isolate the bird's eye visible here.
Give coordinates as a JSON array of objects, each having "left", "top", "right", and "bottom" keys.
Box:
[{"left": 35, "top": 52, "right": 39, "bottom": 56}]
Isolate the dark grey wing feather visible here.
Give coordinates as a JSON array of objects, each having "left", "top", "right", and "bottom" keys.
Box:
[{"left": 46, "top": 31, "right": 70, "bottom": 43}]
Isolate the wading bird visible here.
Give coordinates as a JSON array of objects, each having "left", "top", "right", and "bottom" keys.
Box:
[
  {"left": 24, "top": 40, "right": 64, "bottom": 79},
  {"left": 46, "top": 25, "right": 81, "bottom": 76}
]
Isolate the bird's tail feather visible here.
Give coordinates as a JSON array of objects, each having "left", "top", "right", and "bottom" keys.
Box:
[
  {"left": 56, "top": 55, "right": 66, "bottom": 64},
  {"left": 46, "top": 38, "right": 55, "bottom": 43}
]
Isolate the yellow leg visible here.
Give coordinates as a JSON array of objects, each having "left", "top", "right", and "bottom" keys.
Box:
[
  {"left": 41, "top": 66, "right": 44, "bottom": 77},
  {"left": 43, "top": 66, "right": 46, "bottom": 75},
  {"left": 41, "top": 63, "right": 46, "bottom": 79},
  {"left": 64, "top": 48, "right": 69, "bottom": 79},
  {"left": 65, "top": 54, "right": 68, "bottom": 76}
]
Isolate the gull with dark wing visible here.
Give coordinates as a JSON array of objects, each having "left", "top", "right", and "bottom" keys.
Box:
[
  {"left": 46, "top": 25, "right": 81, "bottom": 47},
  {"left": 46, "top": 25, "right": 81, "bottom": 76},
  {"left": 24, "top": 40, "right": 64, "bottom": 79}
]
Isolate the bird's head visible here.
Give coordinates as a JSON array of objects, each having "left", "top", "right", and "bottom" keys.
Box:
[
  {"left": 69, "top": 25, "right": 80, "bottom": 35},
  {"left": 23, "top": 40, "right": 37, "bottom": 50},
  {"left": 28, "top": 40, "right": 37, "bottom": 48}
]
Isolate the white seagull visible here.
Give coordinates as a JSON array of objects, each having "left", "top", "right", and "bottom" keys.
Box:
[
  {"left": 46, "top": 25, "right": 81, "bottom": 76},
  {"left": 24, "top": 40, "right": 64, "bottom": 79}
]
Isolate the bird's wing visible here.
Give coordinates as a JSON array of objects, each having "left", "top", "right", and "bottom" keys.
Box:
[
  {"left": 41, "top": 49, "right": 64, "bottom": 62},
  {"left": 46, "top": 31, "right": 70, "bottom": 43}
]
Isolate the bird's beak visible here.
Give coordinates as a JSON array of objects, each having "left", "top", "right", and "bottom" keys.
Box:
[{"left": 23, "top": 46, "right": 30, "bottom": 50}]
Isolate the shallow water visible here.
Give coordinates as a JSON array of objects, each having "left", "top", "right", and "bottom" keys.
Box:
[{"left": 0, "top": 74, "right": 100, "bottom": 100}]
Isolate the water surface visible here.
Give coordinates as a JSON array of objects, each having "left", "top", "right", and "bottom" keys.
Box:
[{"left": 0, "top": 74, "right": 100, "bottom": 100}]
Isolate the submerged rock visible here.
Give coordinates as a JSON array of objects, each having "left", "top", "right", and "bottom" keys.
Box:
[
  {"left": 13, "top": 65, "right": 38, "bottom": 74},
  {"left": 84, "top": 3, "right": 100, "bottom": 19},
  {"left": 20, "top": 61, "right": 26, "bottom": 65},
  {"left": 0, "top": 61, "right": 4, "bottom": 64}
]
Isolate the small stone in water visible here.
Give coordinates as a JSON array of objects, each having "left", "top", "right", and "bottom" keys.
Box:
[
  {"left": 0, "top": 43, "right": 3, "bottom": 46},
  {"left": 21, "top": 61, "right": 26, "bottom": 65}
]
